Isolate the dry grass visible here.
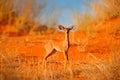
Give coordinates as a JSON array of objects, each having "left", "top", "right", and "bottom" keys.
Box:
[
  {"left": 0, "top": 51, "right": 119, "bottom": 80},
  {"left": 72, "top": 0, "right": 120, "bottom": 39},
  {"left": 78, "top": 51, "right": 120, "bottom": 80},
  {"left": 0, "top": 0, "right": 120, "bottom": 80},
  {"left": 0, "top": 33, "right": 120, "bottom": 80},
  {"left": 91, "top": 0, "right": 120, "bottom": 20},
  {"left": 0, "top": 0, "right": 56, "bottom": 36}
]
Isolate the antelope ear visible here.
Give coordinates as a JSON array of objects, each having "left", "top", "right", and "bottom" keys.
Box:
[
  {"left": 70, "top": 25, "right": 76, "bottom": 30},
  {"left": 58, "top": 25, "right": 65, "bottom": 30}
]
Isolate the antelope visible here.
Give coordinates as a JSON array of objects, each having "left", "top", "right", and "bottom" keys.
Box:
[{"left": 43, "top": 25, "right": 75, "bottom": 68}]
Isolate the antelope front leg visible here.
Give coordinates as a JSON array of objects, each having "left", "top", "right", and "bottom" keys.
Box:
[
  {"left": 65, "top": 51, "right": 69, "bottom": 63},
  {"left": 64, "top": 51, "right": 73, "bottom": 78},
  {"left": 63, "top": 51, "right": 69, "bottom": 69}
]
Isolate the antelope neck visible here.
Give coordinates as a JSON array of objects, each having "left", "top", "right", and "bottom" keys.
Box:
[{"left": 64, "top": 32, "right": 70, "bottom": 47}]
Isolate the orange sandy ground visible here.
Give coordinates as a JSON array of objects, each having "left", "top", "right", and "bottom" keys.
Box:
[{"left": 0, "top": 18, "right": 120, "bottom": 80}]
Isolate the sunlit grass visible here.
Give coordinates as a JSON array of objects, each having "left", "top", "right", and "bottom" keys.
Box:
[{"left": 0, "top": 0, "right": 120, "bottom": 80}]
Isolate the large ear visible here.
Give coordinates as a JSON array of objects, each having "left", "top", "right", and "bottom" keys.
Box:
[
  {"left": 69, "top": 25, "right": 77, "bottom": 30},
  {"left": 58, "top": 25, "right": 65, "bottom": 30}
]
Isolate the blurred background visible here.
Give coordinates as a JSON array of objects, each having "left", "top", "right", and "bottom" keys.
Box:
[{"left": 0, "top": 0, "right": 120, "bottom": 36}]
